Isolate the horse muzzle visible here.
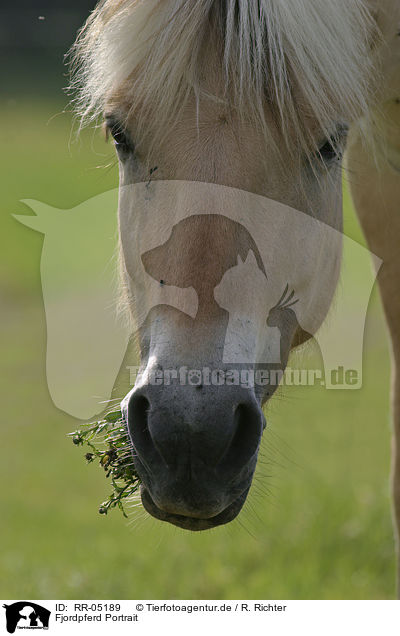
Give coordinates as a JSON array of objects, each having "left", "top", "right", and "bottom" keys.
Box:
[{"left": 122, "top": 383, "right": 265, "bottom": 530}]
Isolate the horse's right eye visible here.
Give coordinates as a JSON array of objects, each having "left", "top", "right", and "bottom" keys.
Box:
[{"left": 105, "top": 117, "right": 135, "bottom": 157}]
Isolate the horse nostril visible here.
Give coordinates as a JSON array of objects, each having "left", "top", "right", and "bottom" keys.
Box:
[
  {"left": 218, "top": 402, "right": 263, "bottom": 471},
  {"left": 127, "top": 394, "right": 158, "bottom": 473},
  {"left": 126, "top": 387, "right": 263, "bottom": 488}
]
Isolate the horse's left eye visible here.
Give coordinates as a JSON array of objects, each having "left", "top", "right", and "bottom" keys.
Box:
[
  {"left": 318, "top": 138, "right": 340, "bottom": 163},
  {"left": 317, "top": 124, "right": 349, "bottom": 165}
]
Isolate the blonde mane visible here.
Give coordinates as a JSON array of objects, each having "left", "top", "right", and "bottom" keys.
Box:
[{"left": 69, "top": 0, "right": 378, "bottom": 154}]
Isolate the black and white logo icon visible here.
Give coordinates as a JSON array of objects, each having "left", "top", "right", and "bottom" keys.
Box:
[{"left": 2, "top": 602, "right": 50, "bottom": 633}]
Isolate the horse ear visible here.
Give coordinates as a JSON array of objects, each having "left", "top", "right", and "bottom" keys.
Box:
[
  {"left": 13, "top": 200, "right": 62, "bottom": 234},
  {"left": 237, "top": 255, "right": 243, "bottom": 265}
]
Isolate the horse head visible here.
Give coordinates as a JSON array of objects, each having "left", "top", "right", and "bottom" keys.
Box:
[{"left": 70, "top": 0, "right": 377, "bottom": 529}]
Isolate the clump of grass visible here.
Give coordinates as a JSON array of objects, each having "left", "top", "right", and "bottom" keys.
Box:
[{"left": 69, "top": 410, "right": 140, "bottom": 518}]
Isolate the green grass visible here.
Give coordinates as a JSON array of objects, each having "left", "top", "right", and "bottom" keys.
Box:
[{"left": 0, "top": 99, "right": 395, "bottom": 599}]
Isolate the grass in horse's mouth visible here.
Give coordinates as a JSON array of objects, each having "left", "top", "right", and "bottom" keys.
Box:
[
  {"left": 70, "top": 411, "right": 251, "bottom": 525},
  {"left": 69, "top": 410, "right": 141, "bottom": 518}
]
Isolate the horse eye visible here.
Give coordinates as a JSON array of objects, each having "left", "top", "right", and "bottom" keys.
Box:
[
  {"left": 317, "top": 124, "right": 348, "bottom": 165},
  {"left": 105, "top": 117, "right": 134, "bottom": 157},
  {"left": 318, "top": 138, "right": 339, "bottom": 163}
]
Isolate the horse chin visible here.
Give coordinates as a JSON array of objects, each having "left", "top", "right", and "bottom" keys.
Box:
[{"left": 140, "top": 486, "right": 250, "bottom": 531}]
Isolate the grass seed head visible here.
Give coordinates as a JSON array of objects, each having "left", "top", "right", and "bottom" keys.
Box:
[{"left": 69, "top": 410, "right": 141, "bottom": 518}]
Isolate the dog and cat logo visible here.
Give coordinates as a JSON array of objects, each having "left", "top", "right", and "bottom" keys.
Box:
[
  {"left": 14, "top": 183, "right": 380, "bottom": 418},
  {"left": 2, "top": 603, "right": 50, "bottom": 633}
]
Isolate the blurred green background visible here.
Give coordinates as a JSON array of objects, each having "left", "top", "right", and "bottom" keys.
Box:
[{"left": 0, "top": 3, "right": 395, "bottom": 600}]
